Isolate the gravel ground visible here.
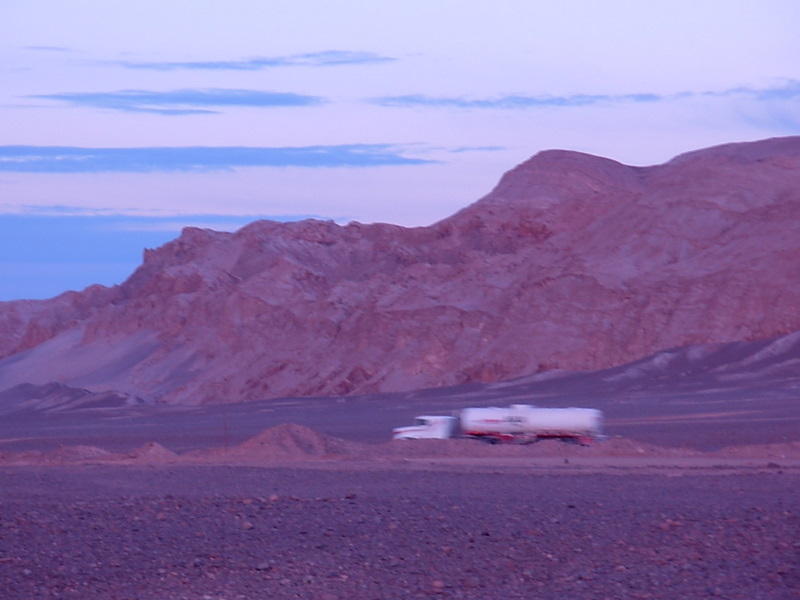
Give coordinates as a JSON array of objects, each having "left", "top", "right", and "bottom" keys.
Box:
[{"left": 1, "top": 465, "right": 798, "bottom": 600}]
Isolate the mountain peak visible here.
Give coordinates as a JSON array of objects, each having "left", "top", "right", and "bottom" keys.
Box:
[
  {"left": 471, "top": 148, "right": 644, "bottom": 213},
  {"left": 1, "top": 137, "right": 799, "bottom": 404}
]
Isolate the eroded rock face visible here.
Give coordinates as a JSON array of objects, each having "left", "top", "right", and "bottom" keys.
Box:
[{"left": 1, "top": 136, "right": 799, "bottom": 404}]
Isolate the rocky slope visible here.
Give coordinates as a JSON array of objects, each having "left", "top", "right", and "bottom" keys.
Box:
[{"left": 1, "top": 136, "right": 799, "bottom": 404}]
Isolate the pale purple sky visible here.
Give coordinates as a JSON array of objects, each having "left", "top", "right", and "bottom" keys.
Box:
[{"left": 1, "top": 0, "right": 799, "bottom": 299}]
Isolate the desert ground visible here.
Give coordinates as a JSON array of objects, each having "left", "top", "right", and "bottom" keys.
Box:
[{"left": 1, "top": 372, "right": 799, "bottom": 599}]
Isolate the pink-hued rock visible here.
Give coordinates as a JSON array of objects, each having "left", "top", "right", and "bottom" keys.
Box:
[{"left": 1, "top": 136, "right": 799, "bottom": 404}]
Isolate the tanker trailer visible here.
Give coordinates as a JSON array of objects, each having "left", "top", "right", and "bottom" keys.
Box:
[
  {"left": 460, "top": 405, "right": 602, "bottom": 444},
  {"left": 392, "top": 405, "right": 602, "bottom": 444}
]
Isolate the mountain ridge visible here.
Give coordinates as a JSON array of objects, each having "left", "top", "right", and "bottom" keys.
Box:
[{"left": 1, "top": 136, "right": 799, "bottom": 404}]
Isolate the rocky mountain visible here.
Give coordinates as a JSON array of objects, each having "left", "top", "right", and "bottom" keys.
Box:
[
  {"left": 1, "top": 136, "right": 799, "bottom": 404},
  {"left": 0, "top": 382, "right": 146, "bottom": 415}
]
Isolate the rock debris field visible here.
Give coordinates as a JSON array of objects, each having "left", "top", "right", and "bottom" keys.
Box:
[{"left": 1, "top": 424, "right": 799, "bottom": 600}]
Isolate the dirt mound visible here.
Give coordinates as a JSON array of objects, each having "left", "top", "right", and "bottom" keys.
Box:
[
  {"left": 197, "top": 423, "right": 367, "bottom": 462},
  {"left": 46, "top": 445, "right": 117, "bottom": 463},
  {"left": 128, "top": 442, "right": 178, "bottom": 462},
  {"left": 0, "top": 442, "right": 176, "bottom": 466},
  {"left": 0, "top": 450, "right": 44, "bottom": 465},
  {"left": 3, "top": 424, "right": 799, "bottom": 468}
]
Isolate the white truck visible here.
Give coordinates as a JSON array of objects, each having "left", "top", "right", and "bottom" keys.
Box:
[{"left": 392, "top": 404, "right": 603, "bottom": 444}]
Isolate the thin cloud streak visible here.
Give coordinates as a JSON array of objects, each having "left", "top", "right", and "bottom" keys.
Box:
[
  {"left": 0, "top": 145, "right": 434, "bottom": 173},
  {"left": 119, "top": 50, "right": 395, "bottom": 71},
  {"left": 719, "top": 80, "right": 800, "bottom": 101},
  {"left": 372, "top": 81, "right": 800, "bottom": 110},
  {"left": 8, "top": 204, "right": 326, "bottom": 223},
  {"left": 449, "top": 146, "right": 506, "bottom": 153},
  {"left": 24, "top": 45, "right": 71, "bottom": 52},
  {"left": 372, "top": 92, "right": 662, "bottom": 109},
  {"left": 29, "top": 88, "right": 325, "bottom": 115}
]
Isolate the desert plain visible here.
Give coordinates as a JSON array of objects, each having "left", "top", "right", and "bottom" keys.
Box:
[
  {"left": 1, "top": 364, "right": 799, "bottom": 600},
  {"left": 1, "top": 137, "right": 799, "bottom": 598}
]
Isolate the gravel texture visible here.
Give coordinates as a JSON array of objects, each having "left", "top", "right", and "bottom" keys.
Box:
[{"left": 1, "top": 464, "right": 798, "bottom": 600}]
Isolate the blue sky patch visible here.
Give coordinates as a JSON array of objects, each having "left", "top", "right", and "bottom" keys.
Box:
[{"left": 0, "top": 213, "right": 308, "bottom": 300}]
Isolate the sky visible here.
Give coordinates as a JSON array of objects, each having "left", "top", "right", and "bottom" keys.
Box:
[{"left": 2, "top": 0, "right": 799, "bottom": 300}]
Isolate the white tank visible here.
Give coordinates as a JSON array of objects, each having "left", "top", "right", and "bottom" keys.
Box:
[{"left": 460, "top": 405, "right": 602, "bottom": 438}]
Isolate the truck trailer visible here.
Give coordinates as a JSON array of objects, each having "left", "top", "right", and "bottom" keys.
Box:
[{"left": 392, "top": 404, "right": 603, "bottom": 444}]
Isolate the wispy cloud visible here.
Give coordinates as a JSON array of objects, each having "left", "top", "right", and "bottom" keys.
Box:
[
  {"left": 449, "top": 145, "right": 506, "bottom": 153},
  {"left": 119, "top": 50, "right": 394, "bottom": 71},
  {"left": 371, "top": 80, "right": 800, "bottom": 110},
  {"left": 371, "top": 92, "right": 662, "bottom": 109},
  {"left": 24, "top": 45, "right": 71, "bottom": 52},
  {"left": 29, "top": 88, "right": 324, "bottom": 115},
  {"left": 710, "top": 79, "right": 800, "bottom": 101},
  {"left": 0, "top": 145, "right": 434, "bottom": 173}
]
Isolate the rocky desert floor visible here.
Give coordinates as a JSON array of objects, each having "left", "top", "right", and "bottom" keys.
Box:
[{"left": 1, "top": 378, "right": 799, "bottom": 599}]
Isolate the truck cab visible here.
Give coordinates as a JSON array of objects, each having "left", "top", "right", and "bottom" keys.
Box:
[{"left": 392, "top": 415, "right": 457, "bottom": 440}]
